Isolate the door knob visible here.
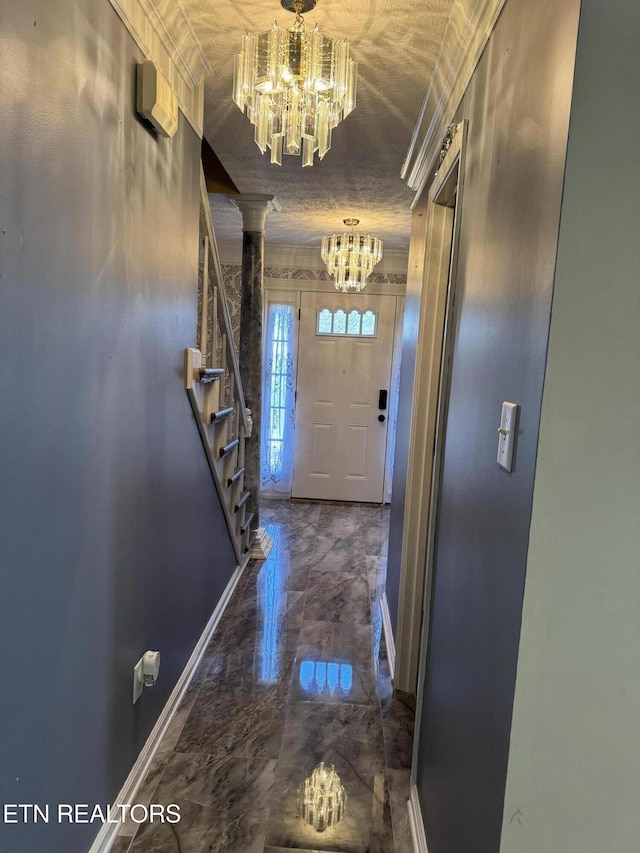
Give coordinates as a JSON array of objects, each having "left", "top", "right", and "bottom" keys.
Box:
[{"left": 378, "top": 414, "right": 386, "bottom": 422}]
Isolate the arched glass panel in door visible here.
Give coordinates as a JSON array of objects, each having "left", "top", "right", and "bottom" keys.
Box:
[{"left": 316, "top": 307, "right": 377, "bottom": 337}]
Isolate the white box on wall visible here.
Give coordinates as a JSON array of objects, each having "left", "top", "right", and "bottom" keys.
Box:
[{"left": 136, "top": 61, "right": 178, "bottom": 137}]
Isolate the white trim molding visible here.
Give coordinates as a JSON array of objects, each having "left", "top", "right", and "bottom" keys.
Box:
[
  {"left": 88, "top": 562, "right": 245, "bottom": 853},
  {"left": 108, "top": 0, "right": 212, "bottom": 137},
  {"left": 408, "top": 784, "right": 430, "bottom": 853},
  {"left": 380, "top": 591, "right": 397, "bottom": 681},
  {"left": 217, "top": 241, "right": 409, "bottom": 279},
  {"left": 260, "top": 278, "right": 406, "bottom": 298},
  {"left": 402, "top": 0, "right": 506, "bottom": 200},
  {"left": 394, "top": 123, "right": 467, "bottom": 696}
]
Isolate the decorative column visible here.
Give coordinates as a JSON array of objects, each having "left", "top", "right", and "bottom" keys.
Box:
[{"left": 232, "top": 193, "right": 280, "bottom": 560}]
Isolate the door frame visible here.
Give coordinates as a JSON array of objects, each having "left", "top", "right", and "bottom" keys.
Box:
[
  {"left": 262, "top": 273, "right": 406, "bottom": 502},
  {"left": 384, "top": 296, "right": 405, "bottom": 503},
  {"left": 291, "top": 287, "right": 399, "bottom": 505},
  {"left": 394, "top": 121, "right": 468, "bottom": 694}
]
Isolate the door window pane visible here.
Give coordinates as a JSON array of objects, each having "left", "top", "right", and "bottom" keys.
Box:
[
  {"left": 347, "top": 309, "right": 361, "bottom": 335},
  {"left": 333, "top": 309, "right": 347, "bottom": 334},
  {"left": 316, "top": 307, "right": 378, "bottom": 338},
  {"left": 362, "top": 310, "right": 376, "bottom": 336},
  {"left": 318, "top": 308, "right": 332, "bottom": 334}
]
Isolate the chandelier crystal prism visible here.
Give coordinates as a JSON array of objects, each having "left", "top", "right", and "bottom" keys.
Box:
[
  {"left": 233, "top": 0, "right": 357, "bottom": 167},
  {"left": 321, "top": 219, "right": 383, "bottom": 292}
]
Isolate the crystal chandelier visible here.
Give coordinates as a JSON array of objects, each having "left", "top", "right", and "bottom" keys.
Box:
[
  {"left": 233, "top": 0, "right": 357, "bottom": 167},
  {"left": 321, "top": 219, "right": 383, "bottom": 292},
  {"left": 298, "top": 762, "right": 347, "bottom": 832}
]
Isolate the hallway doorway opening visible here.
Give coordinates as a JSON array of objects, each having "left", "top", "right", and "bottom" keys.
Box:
[
  {"left": 395, "top": 121, "right": 468, "bottom": 694},
  {"left": 261, "top": 280, "right": 405, "bottom": 506}
]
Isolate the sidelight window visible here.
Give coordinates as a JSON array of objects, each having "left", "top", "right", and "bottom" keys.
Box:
[{"left": 261, "top": 303, "right": 296, "bottom": 495}]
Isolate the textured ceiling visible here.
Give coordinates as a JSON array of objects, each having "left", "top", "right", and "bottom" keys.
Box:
[{"left": 184, "top": 0, "right": 454, "bottom": 248}]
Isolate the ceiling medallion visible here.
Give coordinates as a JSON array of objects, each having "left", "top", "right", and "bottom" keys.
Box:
[
  {"left": 321, "top": 219, "right": 383, "bottom": 292},
  {"left": 233, "top": 0, "right": 357, "bottom": 167},
  {"left": 298, "top": 762, "right": 347, "bottom": 832}
]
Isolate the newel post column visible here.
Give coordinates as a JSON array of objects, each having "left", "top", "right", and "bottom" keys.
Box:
[{"left": 232, "top": 193, "right": 280, "bottom": 560}]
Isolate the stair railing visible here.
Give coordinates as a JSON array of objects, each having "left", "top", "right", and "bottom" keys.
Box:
[{"left": 185, "top": 168, "right": 254, "bottom": 563}]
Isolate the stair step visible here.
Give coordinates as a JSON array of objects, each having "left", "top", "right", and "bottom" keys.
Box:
[
  {"left": 235, "top": 491, "right": 250, "bottom": 512},
  {"left": 219, "top": 438, "right": 240, "bottom": 458},
  {"left": 227, "top": 467, "right": 245, "bottom": 487},
  {"left": 199, "top": 368, "right": 225, "bottom": 384},
  {"left": 240, "top": 513, "right": 254, "bottom": 536},
  {"left": 210, "top": 406, "right": 234, "bottom": 424}
]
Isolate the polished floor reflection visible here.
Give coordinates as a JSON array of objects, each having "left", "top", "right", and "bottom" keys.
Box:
[{"left": 113, "top": 501, "right": 415, "bottom": 853}]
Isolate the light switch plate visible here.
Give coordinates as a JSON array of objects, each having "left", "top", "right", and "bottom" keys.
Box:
[{"left": 497, "top": 402, "right": 519, "bottom": 472}]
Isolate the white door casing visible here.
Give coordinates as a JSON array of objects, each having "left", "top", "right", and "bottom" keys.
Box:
[
  {"left": 292, "top": 292, "right": 397, "bottom": 503},
  {"left": 395, "top": 122, "right": 467, "bottom": 708}
]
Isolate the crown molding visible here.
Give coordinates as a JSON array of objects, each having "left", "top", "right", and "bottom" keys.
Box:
[
  {"left": 108, "top": 0, "right": 212, "bottom": 137},
  {"left": 217, "top": 242, "right": 409, "bottom": 276},
  {"left": 402, "top": 0, "right": 507, "bottom": 200}
]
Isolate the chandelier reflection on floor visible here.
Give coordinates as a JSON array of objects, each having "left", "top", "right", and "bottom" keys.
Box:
[
  {"left": 322, "top": 219, "right": 383, "bottom": 292},
  {"left": 233, "top": 0, "right": 357, "bottom": 166},
  {"left": 298, "top": 762, "right": 347, "bottom": 832}
]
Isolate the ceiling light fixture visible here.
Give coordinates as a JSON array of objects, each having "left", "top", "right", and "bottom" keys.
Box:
[
  {"left": 321, "top": 219, "right": 383, "bottom": 292},
  {"left": 298, "top": 762, "right": 347, "bottom": 832},
  {"left": 233, "top": 0, "right": 357, "bottom": 167}
]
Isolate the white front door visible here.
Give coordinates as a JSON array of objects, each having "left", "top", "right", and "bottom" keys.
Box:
[{"left": 291, "top": 291, "right": 397, "bottom": 502}]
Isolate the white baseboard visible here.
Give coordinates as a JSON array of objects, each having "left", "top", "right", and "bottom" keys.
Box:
[
  {"left": 380, "top": 590, "right": 396, "bottom": 681},
  {"left": 88, "top": 561, "right": 245, "bottom": 853},
  {"left": 408, "top": 784, "right": 429, "bottom": 853}
]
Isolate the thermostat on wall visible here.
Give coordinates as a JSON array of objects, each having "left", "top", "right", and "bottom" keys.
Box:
[{"left": 136, "top": 61, "right": 178, "bottom": 138}]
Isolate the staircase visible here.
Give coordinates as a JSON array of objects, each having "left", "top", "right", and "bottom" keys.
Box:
[{"left": 185, "top": 169, "right": 254, "bottom": 564}]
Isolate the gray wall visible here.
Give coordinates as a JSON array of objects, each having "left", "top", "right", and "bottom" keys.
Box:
[
  {"left": 0, "top": 3, "right": 237, "bottom": 851},
  {"left": 413, "top": 0, "right": 581, "bottom": 850},
  {"left": 501, "top": 1, "right": 640, "bottom": 850}
]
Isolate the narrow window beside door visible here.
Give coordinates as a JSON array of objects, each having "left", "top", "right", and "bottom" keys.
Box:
[{"left": 261, "top": 303, "right": 296, "bottom": 496}]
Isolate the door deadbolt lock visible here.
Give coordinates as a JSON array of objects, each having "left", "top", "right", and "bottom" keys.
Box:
[{"left": 378, "top": 414, "right": 386, "bottom": 422}]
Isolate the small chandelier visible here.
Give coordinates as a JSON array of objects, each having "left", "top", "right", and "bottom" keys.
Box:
[
  {"left": 298, "top": 762, "right": 347, "bottom": 832},
  {"left": 233, "top": 0, "right": 357, "bottom": 167},
  {"left": 321, "top": 219, "right": 383, "bottom": 292}
]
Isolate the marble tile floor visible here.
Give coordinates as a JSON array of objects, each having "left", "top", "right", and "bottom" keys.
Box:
[{"left": 114, "top": 501, "right": 415, "bottom": 853}]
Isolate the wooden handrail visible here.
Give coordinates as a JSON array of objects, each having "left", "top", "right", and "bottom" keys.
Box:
[
  {"left": 184, "top": 167, "right": 255, "bottom": 566},
  {"left": 199, "top": 169, "right": 248, "bottom": 431}
]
